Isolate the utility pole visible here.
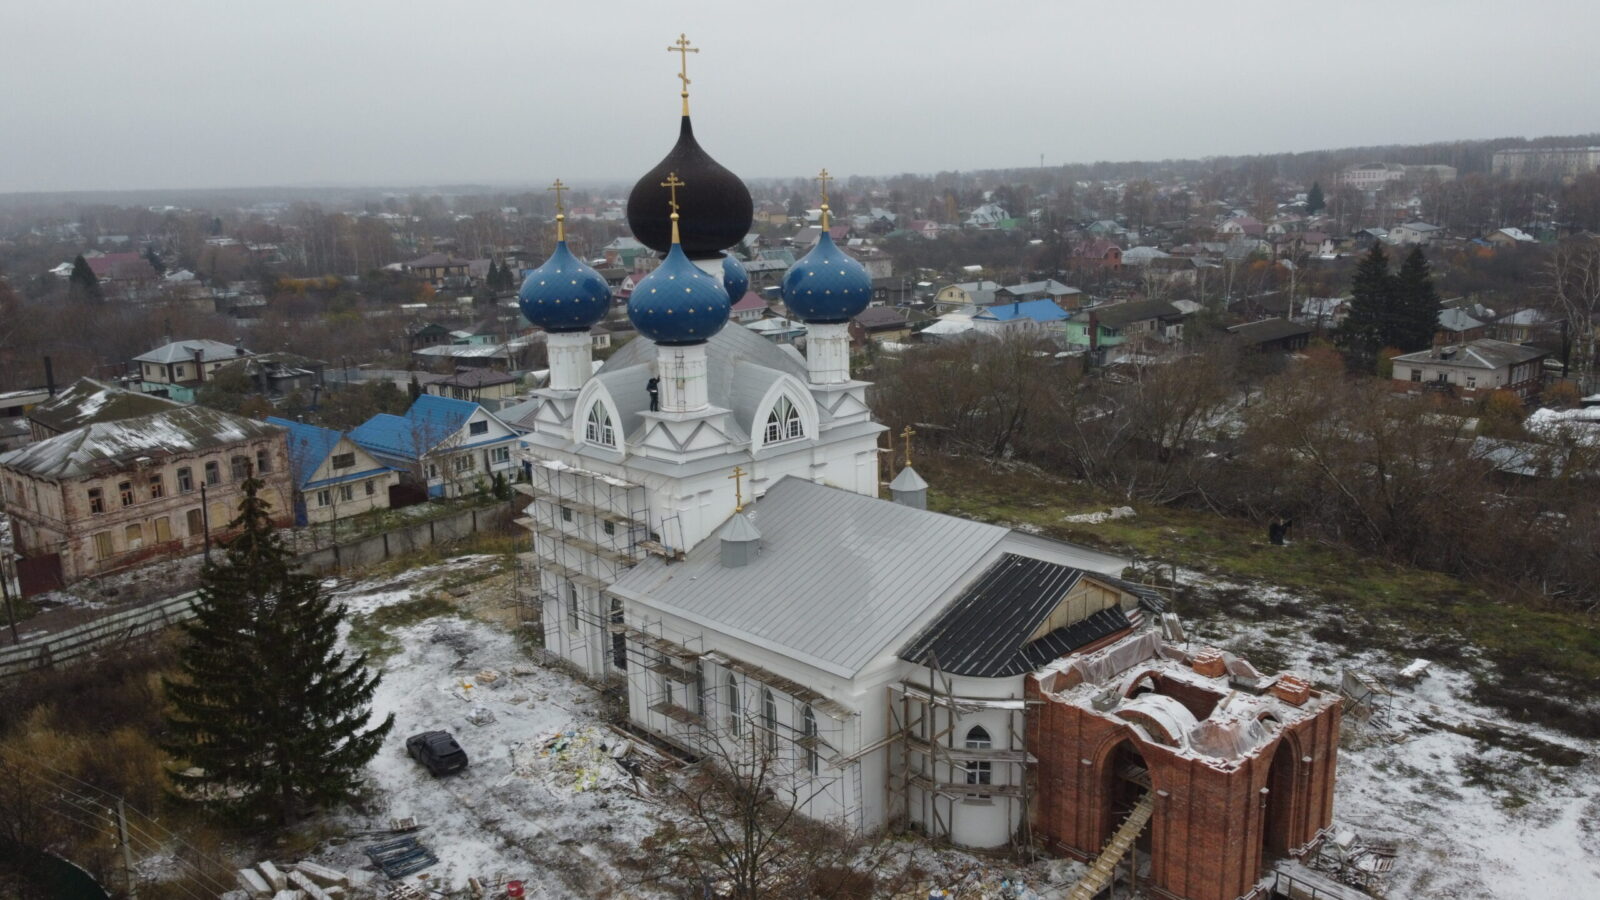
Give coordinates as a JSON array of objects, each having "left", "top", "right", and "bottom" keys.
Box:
[
  {"left": 117, "top": 798, "right": 137, "bottom": 899},
  {"left": 0, "top": 551, "right": 19, "bottom": 644},
  {"left": 200, "top": 483, "right": 212, "bottom": 563}
]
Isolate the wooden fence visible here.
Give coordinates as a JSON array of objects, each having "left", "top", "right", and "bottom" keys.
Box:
[{"left": 0, "top": 591, "right": 199, "bottom": 679}]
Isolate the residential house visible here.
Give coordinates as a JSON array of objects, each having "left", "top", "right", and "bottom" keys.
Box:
[
  {"left": 407, "top": 322, "right": 454, "bottom": 350},
  {"left": 1215, "top": 217, "right": 1264, "bottom": 238},
  {"left": 1120, "top": 247, "right": 1171, "bottom": 267},
  {"left": 86, "top": 252, "right": 158, "bottom": 283},
  {"left": 997, "top": 280, "right": 1083, "bottom": 308},
  {"left": 1493, "top": 308, "right": 1557, "bottom": 344},
  {"left": 0, "top": 406, "right": 291, "bottom": 593},
  {"left": 349, "top": 395, "right": 519, "bottom": 498},
  {"left": 27, "top": 378, "right": 183, "bottom": 442},
  {"left": 602, "top": 237, "right": 652, "bottom": 269},
  {"left": 132, "top": 339, "right": 255, "bottom": 401},
  {"left": 1391, "top": 222, "right": 1443, "bottom": 246},
  {"left": 848, "top": 306, "right": 917, "bottom": 347},
  {"left": 425, "top": 368, "right": 522, "bottom": 403},
  {"left": 1435, "top": 307, "right": 1488, "bottom": 345},
  {"left": 210, "top": 352, "right": 326, "bottom": 402},
  {"left": 1070, "top": 239, "right": 1123, "bottom": 270},
  {"left": 934, "top": 281, "right": 1001, "bottom": 312},
  {"left": 411, "top": 335, "right": 543, "bottom": 371},
  {"left": 730, "top": 291, "right": 769, "bottom": 324},
  {"left": 1063, "top": 300, "right": 1187, "bottom": 350},
  {"left": 972, "top": 299, "right": 1070, "bottom": 337},
  {"left": 403, "top": 252, "right": 473, "bottom": 287},
  {"left": 746, "top": 316, "right": 807, "bottom": 344},
  {"left": 1390, "top": 339, "right": 1548, "bottom": 401},
  {"left": 1227, "top": 319, "right": 1312, "bottom": 353},
  {"left": 964, "top": 203, "right": 1008, "bottom": 228},
  {"left": 266, "top": 417, "right": 397, "bottom": 525},
  {"left": 1486, "top": 228, "right": 1538, "bottom": 247},
  {"left": 841, "top": 245, "right": 894, "bottom": 279},
  {"left": 906, "top": 219, "right": 940, "bottom": 239}
]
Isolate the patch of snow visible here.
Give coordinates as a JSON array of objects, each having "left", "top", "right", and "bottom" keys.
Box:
[{"left": 1062, "top": 506, "right": 1136, "bottom": 524}]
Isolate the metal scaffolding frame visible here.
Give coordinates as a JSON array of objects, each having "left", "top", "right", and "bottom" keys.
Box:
[
  {"left": 513, "top": 460, "right": 648, "bottom": 671},
  {"left": 616, "top": 618, "right": 865, "bottom": 831},
  {"left": 885, "top": 654, "right": 1037, "bottom": 853}
]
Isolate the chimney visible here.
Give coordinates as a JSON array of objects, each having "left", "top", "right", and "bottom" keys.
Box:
[
  {"left": 889, "top": 465, "right": 929, "bottom": 510},
  {"left": 718, "top": 513, "right": 762, "bottom": 568},
  {"left": 43, "top": 356, "right": 55, "bottom": 396},
  {"left": 193, "top": 347, "right": 205, "bottom": 383}
]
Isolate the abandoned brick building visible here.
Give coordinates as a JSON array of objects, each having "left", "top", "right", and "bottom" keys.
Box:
[{"left": 1029, "top": 631, "right": 1341, "bottom": 900}]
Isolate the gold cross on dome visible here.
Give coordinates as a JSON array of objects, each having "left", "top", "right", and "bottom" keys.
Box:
[
  {"left": 660, "top": 171, "right": 686, "bottom": 215},
  {"left": 548, "top": 178, "right": 569, "bottom": 241},
  {"left": 901, "top": 425, "right": 917, "bottom": 466},
  {"left": 728, "top": 465, "right": 747, "bottom": 512},
  {"left": 815, "top": 168, "right": 833, "bottom": 207},
  {"left": 667, "top": 33, "right": 699, "bottom": 114}
]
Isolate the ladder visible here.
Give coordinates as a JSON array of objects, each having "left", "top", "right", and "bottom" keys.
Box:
[{"left": 1066, "top": 793, "right": 1156, "bottom": 900}]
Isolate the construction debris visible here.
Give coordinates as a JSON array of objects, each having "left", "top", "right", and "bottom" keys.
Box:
[
  {"left": 465, "top": 704, "right": 496, "bottom": 726},
  {"left": 364, "top": 836, "right": 439, "bottom": 879}
]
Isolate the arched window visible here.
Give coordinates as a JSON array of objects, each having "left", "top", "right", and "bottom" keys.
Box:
[
  {"left": 565, "top": 580, "right": 579, "bottom": 633},
  {"left": 726, "top": 674, "right": 742, "bottom": 736},
  {"left": 965, "top": 725, "right": 992, "bottom": 790},
  {"left": 585, "top": 401, "right": 616, "bottom": 446},
  {"left": 802, "top": 705, "right": 819, "bottom": 776},
  {"left": 762, "top": 689, "right": 778, "bottom": 755},
  {"left": 763, "top": 396, "right": 803, "bottom": 444}
]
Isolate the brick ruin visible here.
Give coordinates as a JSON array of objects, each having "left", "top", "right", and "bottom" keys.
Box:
[{"left": 1029, "top": 631, "right": 1340, "bottom": 900}]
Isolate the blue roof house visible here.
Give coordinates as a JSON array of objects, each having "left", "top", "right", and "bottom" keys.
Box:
[
  {"left": 971, "top": 299, "right": 1070, "bottom": 337},
  {"left": 266, "top": 417, "right": 398, "bottom": 525},
  {"left": 349, "top": 395, "right": 519, "bottom": 499}
]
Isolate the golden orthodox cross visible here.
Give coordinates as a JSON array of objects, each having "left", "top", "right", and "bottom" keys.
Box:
[
  {"left": 901, "top": 425, "right": 917, "bottom": 466},
  {"left": 816, "top": 167, "right": 834, "bottom": 228},
  {"left": 660, "top": 172, "right": 685, "bottom": 215},
  {"left": 728, "top": 465, "right": 747, "bottom": 512},
  {"left": 667, "top": 33, "right": 699, "bottom": 114},
  {"left": 548, "top": 178, "right": 568, "bottom": 240}
]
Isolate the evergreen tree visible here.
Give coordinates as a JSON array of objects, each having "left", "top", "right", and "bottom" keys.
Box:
[
  {"left": 144, "top": 246, "right": 166, "bottom": 274},
  {"left": 1306, "top": 181, "right": 1325, "bottom": 216},
  {"left": 485, "top": 260, "right": 501, "bottom": 292},
  {"left": 1392, "top": 246, "right": 1441, "bottom": 352},
  {"left": 408, "top": 373, "right": 422, "bottom": 401},
  {"left": 1336, "top": 243, "right": 1394, "bottom": 362},
  {"left": 68, "top": 254, "right": 102, "bottom": 302},
  {"left": 163, "top": 480, "right": 392, "bottom": 823}
]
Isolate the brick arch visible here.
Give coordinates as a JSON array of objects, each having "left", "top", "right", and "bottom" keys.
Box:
[
  {"left": 1087, "top": 728, "right": 1161, "bottom": 859},
  {"left": 1260, "top": 730, "right": 1306, "bottom": 861}
]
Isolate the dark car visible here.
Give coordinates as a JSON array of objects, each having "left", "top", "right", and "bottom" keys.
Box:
[{"left": 406, "top": 730, "right": 469, "bottom": 776}]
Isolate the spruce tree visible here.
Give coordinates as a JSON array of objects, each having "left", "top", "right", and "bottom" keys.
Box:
[
  {"left": 68, "top": 254, "right": 103, "bottom": 302},
  {"left": 1337, "top": 242, "right": 1394, "bottom": 363},
  {"left": 1392, "top": 246, "right": 1441, "bottom": 352},
  {"left": 163, "top": 479, "right": 392, "bottom": 823},
  {"left": 1306, "top": 181, "right": 1325, "bottom": 215}
]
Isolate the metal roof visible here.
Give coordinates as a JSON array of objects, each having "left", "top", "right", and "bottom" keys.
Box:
[
  {"left": 898, "top": 554, "right": 1133, "bottom": 677},
  {"left": 608, "top": 477, "right": 1012, "bottom": 679},
  {"left": 1, "top": 405, "right": 283, "bottom": 479},
  {"left": 134, "top": 339, "right": 251, "bottom": 365},
  {"left": 26, "top": 378, "right": 182, "bottom": 434}
]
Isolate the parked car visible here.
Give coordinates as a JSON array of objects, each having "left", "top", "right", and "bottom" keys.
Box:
[{"left": 406, "top": 730, "right": 469, "bottom": 776}]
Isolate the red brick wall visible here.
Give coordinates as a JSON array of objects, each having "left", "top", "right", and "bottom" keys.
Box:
[{"left": 1027, "top": 675, "right": 1342, "bottom": 900}]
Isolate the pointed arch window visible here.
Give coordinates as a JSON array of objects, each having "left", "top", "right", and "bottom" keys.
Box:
[
  {"left": 802, "top": 705, "right": 819, "bottom": 776},
  {"left": 726, "top": 674, "right": 742, "bottom": 736},
  {"left": 965, "top": 725, "right": 992, "bottom": 791},
  {"left": 762, "top": 688, "right": 778, "bottom": 755},
  {"left": 763, "top": 396, "right": 803, "bottom": 444},
  {"left": 585, "top": 400, "right": 616, "bottom": 446}
]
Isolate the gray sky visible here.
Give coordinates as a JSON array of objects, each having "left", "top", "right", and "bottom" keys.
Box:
[{"left": 2, "top": 0, "right": 1596, "bottom": 193}]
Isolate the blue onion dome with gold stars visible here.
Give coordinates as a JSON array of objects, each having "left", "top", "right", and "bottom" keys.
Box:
[
  {"left": 518, "top": 183, "right": 611, "bottom": 333},
  {"left": 721, "top": 254, "right": 749, "bottom": 304},
  {"left": 627, "top": 210, "right": 731, "bottom": 346},
  {"left": 782, "top": 228, "right": 872, "bottom": 324},
  {"left": 517, "top": 239, "right": 612, "bottom": 333}
]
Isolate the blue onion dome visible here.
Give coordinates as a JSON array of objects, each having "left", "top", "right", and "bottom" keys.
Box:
[
  {"left": 781, "top": 230, "right": 873, "bottom": 324},
  {"left": 517, "top": 237, "right": 612, "bottom": 333},
  {"left": 721, "top": 254, "right": 749, "bottom": 304},
  {"left": 626, "top": 117, "right": 752, "bottom": 259},
  {"left": 627, "top": 219, "right": 731, "bottom": 346}
]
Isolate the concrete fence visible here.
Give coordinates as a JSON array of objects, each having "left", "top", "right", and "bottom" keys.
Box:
[{"left": 0, "top": 502, "right": 516, "bottom": 679}]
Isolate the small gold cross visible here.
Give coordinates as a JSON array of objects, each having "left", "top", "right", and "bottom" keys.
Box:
[
  {"left": 728, "top": 465, "right": 747, "bottom": 512},
  {"left": 660, "top": 171, "right": 686, "bottom": 215},
  {"left": 901, "top": 425, "right": 917, "bottom": 467},
  {"left": 548, "top": 179, "right": 568, "bottom": 241}
]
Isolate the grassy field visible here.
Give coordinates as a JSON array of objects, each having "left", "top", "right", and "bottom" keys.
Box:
[{"left": 920, "top": 454, "right": 1600, "bottom": 737}]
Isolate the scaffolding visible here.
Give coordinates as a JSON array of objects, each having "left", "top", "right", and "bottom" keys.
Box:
[
  {"left": 514, "top": 459, "right": 649, "bottom": 675},
  {"left": 885, "top": 655, "right": 1037, "bottom": 853},
  {"left": 615, "top": 616, "right": 866, "bottom": 831}
]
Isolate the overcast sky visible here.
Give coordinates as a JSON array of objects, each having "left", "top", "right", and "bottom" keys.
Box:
[{"left": 2, "top": 0, "right": 1596, "bottom": 193}]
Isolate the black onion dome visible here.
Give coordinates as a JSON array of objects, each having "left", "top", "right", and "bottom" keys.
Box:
[{"left": 626, "top": 116, "right": 752, "bottom": 259}]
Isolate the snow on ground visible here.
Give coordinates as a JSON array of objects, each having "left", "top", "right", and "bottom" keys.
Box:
[
  {"left": 313, "top": 568, "right": 664, "bottom": 898},
  {"left": 1181, "top": 572, "right": 1600, "bottom": 900}
]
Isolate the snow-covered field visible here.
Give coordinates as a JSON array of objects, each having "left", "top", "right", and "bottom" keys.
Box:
[
  {"left": 299, "top": 557, "right": 1597, "bottom": 899},
  {"left": 1184, "top": 576, "right": 1600, "bottom": 900}
]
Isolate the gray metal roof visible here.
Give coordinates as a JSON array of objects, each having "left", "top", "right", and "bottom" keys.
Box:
[
  {"left": 134, "top": 339, "right": 250, "bottom": 365},
  {"left": 609, "top": 477, "right": 1012, "bottom": 678}
]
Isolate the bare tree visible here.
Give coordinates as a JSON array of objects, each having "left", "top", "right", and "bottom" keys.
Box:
[{"left": 1546, "top": 236, "right": 1600, "bottom": 392}]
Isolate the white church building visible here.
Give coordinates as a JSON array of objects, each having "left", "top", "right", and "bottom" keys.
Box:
[{"left": 512, "top": 76, "right": 1161, "bottom": 850}]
